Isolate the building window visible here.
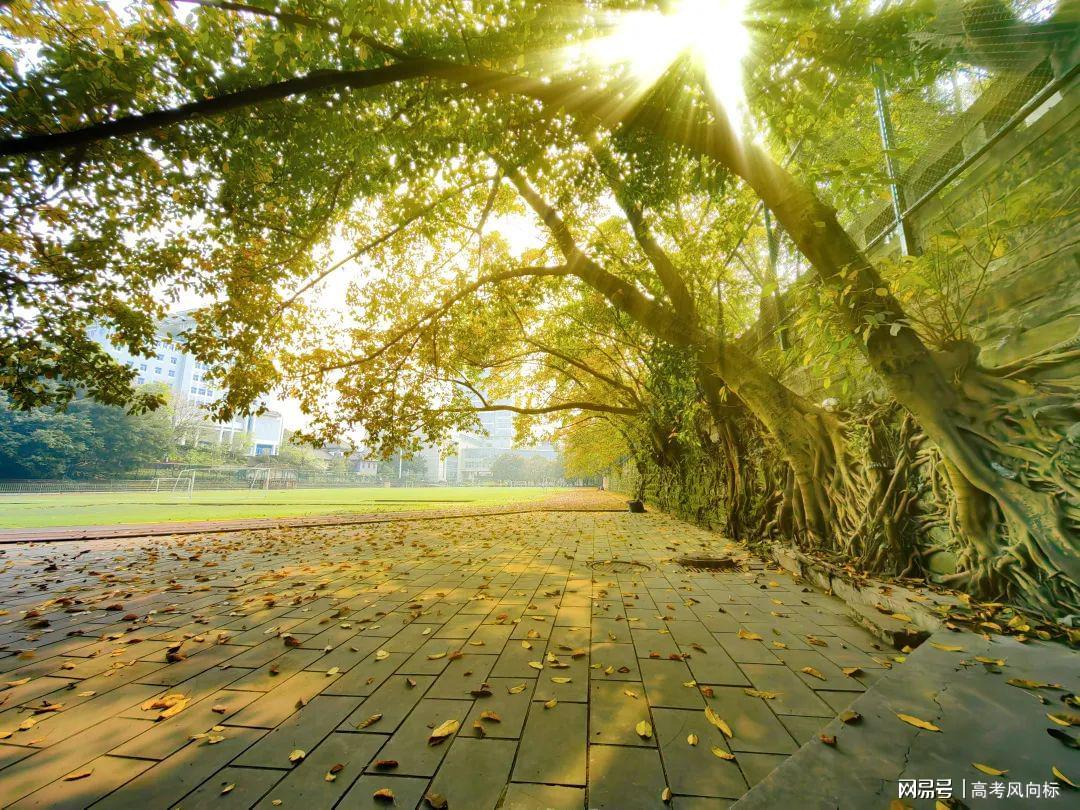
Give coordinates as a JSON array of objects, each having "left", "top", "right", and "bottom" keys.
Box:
[
  {"left": 168, "top": 369, "right": 176, "bottom": 378},
  {"left": 154, "top": 366, "right": 162, "bottom": 374},
  {"left": 190, "top": 385, "right": 198, "bottom": 394},
  {"left": 170, "top": 356, "right": 177, "bottom": 365},
  {"left": 136, "top": 377, "right": 145, "bottom": 384},
  {"left": 139, "top": 363, "right": 147, "bottom": 371}
]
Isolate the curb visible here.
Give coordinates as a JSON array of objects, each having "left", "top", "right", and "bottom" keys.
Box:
[{"left": 768, "top": 543, "right": 963, "bottom": 650}]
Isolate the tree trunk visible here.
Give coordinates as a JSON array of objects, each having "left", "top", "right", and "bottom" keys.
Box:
[{"left": 719, "top": 140, "right": 1080, "bottom": 616}]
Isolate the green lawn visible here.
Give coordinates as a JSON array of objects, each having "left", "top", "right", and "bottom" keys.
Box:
[{"left": 0, "top": 486, "right": 564, "bottom": 529}]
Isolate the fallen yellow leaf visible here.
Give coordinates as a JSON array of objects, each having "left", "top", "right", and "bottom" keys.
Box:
[
  {"left": 1047, "top": 713, "right": 1080, "bottom": 727},
  {"left": 743, "top": 689, "right": 779, "bottom": 699},
  {"left": 427, "top": 718, "right": 459, "bottom": 745},
  {"left": 896, "top": 713, "right": 941, "bottom": 732},
  {"left": 705, "top": 706, "right": 733, "bottom": 738},
  {"left": 930, "top": 643, "right": 963, "bottom": 653},
  {"left": 1052, "top": 765, "right": 1077, "bottom": 788}
]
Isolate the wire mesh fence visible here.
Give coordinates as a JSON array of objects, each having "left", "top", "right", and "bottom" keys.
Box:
[
  {"left": 747, "top": 0, "right": 1074, "bottom": 285},
  {"left": 0, "top": 472, "right": 407, "bottom": 495}
]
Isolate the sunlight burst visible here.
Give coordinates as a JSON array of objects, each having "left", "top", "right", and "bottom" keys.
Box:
[{"left": 584, "top": 0, "right": 751, "bottom": 132}]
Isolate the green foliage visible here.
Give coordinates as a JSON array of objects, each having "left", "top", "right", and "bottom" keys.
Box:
[
  {"left": 0, "top": 390, "right": 172, "bottom": 478},
  {"left": 276, "top": 437, "right": 330, "bottom": 472},
  {"left": 0, "top": 0, "right": 990, "bottom": 421},
  {"left": 377, "top": 453, "right": 428, "bottom": 480},
  {"left": 489, "top": 452, "right": 561, "bottom": 482},
  {"left": 491, "top": 452, "right": 526, "bottom": 482}
]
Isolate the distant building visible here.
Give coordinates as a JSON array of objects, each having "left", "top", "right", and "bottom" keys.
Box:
[
  {"left": 422, "top": 409, "right": 557, "bottom": 483},
  {"left": 88, "top": 312, "right": 284, "bottom": 456}
]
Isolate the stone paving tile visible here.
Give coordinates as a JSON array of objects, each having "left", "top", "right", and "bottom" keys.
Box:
[
  {"left": 93, "top": 727, "right": 267, "bottom": 809},
  {"left": 777, "top": 713, "right": 830, "bottom": 745},
  {"left": 714, "top": 632, "right": 780, "bottom": 664},
  {"left": 651, "top": 707, "right": 747, "bottom": 799},
  {"left": 587, "top": 744, "right": 668, "bottom": 808},
  {"left": 224, "top": 670, "right": 338, "bottom": 729},
  {"left": 739, "top": 663, "right": 835, "bottom": 717},
  {"left": 342, "top": 673, "right": 434, "bottom": 733},
  {"left": 254, "top": 731, "right": 382, "bottom": 808},
  {"left": 704, "top": 687, "right": 798, "bottom": 754},
  {"left": 322, "top": 651, "right": 410, "bottom": 696},
  {"left": 462, "top": 676, "right": 535, "bottom": 738},
  {"left": 639, "top": 658, "right": 706, "bottom": 709},
  {"left": 0, "top": 716, "right": 154, "bottom": 803},
  {"left": 366, "top": 697, "right": 470, "bottom": 777},
  {"left": 0, "top": 503, "right": 903, "bottom": 807},
  {"left": 772, "top": 647, "right": 867, "bottom": 693},
  {"left": 513, "top": 699, "right": 588, "bottom": 785},
  {"left": 588, "top": 680, "right": 654, "bottom": 747},
  {"left": 428, "top": 737, "right": 517, "bottom": 809},
  {"left": 589, "top": 641, "right": 640, "bottom": 680},
  {"left": 740, "top": 633, "right": 1080, "bottom": 808},
  {"left": 502, "top": 782, "right": 586, "bottom": 809},
  {"left": 425, "top": 652, "right": 497, "bottom": 699},
  {"left": 671, "top": 798, "right": 734, "bottom": 809},
  {"left": 111, "top": 688, "right": 261, "bottom": 760},
  {"left": 233, "top": 694, "right": 363, "bottom": 768},
  {"left": 736, "top": 751, "right": 790, "bottom": 787},
  {"left": 337, "top": 773, "right": 430, "bottom": 808},
  {"left": 167, "top": 764, "right": 281, "bottom": 808},
  {"left": 6, "top": 753, "right": 155, "bottom": 810}
]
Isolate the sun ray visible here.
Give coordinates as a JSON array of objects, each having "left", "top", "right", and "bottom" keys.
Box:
[{"left": 566, "top": 0, "right": 752, "bottom": 133}]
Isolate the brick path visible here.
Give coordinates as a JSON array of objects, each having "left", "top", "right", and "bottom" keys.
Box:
[{"left": 0, "top": 499, "right": 894, "bottom": 809}]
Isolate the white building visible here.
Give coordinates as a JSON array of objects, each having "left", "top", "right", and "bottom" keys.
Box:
[
  {"left": 419, "top": 409, "right": 557, "bottom": 483},
  {"left": 88, "top": 313, "right": 285, "bottom": 456}
]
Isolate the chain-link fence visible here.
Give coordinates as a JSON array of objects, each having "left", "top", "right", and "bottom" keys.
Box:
[
  {"left": 0, "top": 471, "right": 419, "bottom": 495},
  {"left": 743, "top": 0, "right": 1075, "bottom": 286}
]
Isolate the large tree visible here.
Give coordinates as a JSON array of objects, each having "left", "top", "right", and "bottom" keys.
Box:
[{"left": 1, "top": 0, "right": 1075, "bottom": 612}]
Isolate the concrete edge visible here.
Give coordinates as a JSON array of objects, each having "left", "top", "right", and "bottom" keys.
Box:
[{"left": 768, "top": 543, "right": 960, "bottom": 650}]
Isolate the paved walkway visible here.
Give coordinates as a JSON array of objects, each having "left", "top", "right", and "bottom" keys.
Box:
[{"left": 0, "top": 497, "right": 1026, "bottom": 808}]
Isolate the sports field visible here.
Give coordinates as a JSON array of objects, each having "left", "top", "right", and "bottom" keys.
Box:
[{"left": 0, "top": 486, "right": 563, "bottom": 529}]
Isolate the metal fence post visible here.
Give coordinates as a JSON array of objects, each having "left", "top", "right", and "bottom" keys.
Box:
[{"left": 872, "top": 65, "right": 919, "bottom": 256}]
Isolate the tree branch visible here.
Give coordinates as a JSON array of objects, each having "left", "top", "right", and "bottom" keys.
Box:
[
  {"left": 446, "top": 402, "right": 637, "bottom": 416},
  {"left": 275, "top": 179, "right": 486, "bottom": 314},
  {"left": 315, "top": 264, "right": 572, "bottom": 373},
  {"left": 501, "top": 165, "right": 699, "bottom": 347},
  {"left": 171, "top": 0, "right": 409, "bottom": 61},
  {"left": 587, "top": 143, "right": 697, "bottom": 321},
  {"left": 526, "top": 338, "right": 637, "bottom": 399}
]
